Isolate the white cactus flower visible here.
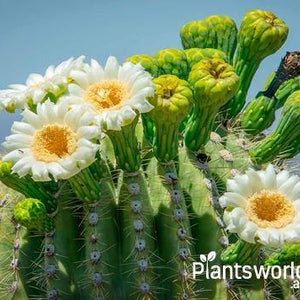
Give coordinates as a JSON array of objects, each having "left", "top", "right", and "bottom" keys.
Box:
[
  {"left": 0, "top": 56, "right": 85, "bottom": 111},
  {"left": 220, "top": 164, "right": 300, "bottom": 247},
  {"left": 63, "top": 56, "right": 154, "bottom": 131},
  {"left": 2, "top": 100, "right": 99, "bottom": 182}
]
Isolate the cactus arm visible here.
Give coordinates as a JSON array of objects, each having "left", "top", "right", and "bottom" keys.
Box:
[
  {"left": 250, "top": 90, "right": 300, "bottom": 163},
  {"left": 241, "top": 52, "right": 300, "bottom": 135},
  {"left": 223, "top": 9, "right": 289, "bottom": 118}
]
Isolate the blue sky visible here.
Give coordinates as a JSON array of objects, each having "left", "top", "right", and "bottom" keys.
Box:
[{"left": 0, "top": 0, "right": 299, "bottom": 141}]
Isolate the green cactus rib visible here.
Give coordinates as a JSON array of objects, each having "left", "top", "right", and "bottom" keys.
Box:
[
  {"left": 69, "top": 160, "right": 119, "bottom": 299},
  {"left": 140, "top": 113, "right": 155, "bottom": 145},
  {"left": 185, "top": 58, "right": 240, "bottom": 151},
  {"left": 0, "top": 161, "right": 57, "bottom": 213},
  {"left": 223, "top": 9, "right": 289, "bottom": 119},
  {"left": 185, "top": 104, "right": 219, "bottom": 152},
  {"left": 250, "top": 90, "right": 300, "bottom": 164},
  {"left": 118, "top": 170, "right": 155, "bottom": 298},
  {"left": 148, "top": 159, "right": 195, "bottom": 299},
  {"left": 180, "top": 15, "right": 237, "bottom": 63},
  {"left": 42, "top": 194, "right": 83, "bottom": 300}
]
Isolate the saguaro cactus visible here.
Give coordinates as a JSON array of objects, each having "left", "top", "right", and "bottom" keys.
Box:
[{"left": 0, "top": 8, "right": 300, "bottom": 300}]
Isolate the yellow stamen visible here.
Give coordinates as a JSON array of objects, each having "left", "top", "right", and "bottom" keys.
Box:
[
  {"left": 246, "top": 189, "right": 295, "bottom": 229},
  {"left": 84, "top": 80, "right": 129, "bottom": 112},
  {"left": 32, "top": 124, "right": 78, "bottom": 162}
]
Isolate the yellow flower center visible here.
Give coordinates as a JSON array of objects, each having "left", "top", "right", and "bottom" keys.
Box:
[
  {"left": 84, "top": 80, "right": 129, "bottom": 112},
  {"left": 32, "top": 124, "right": 78, "bottom": 162},
  {"left": 246, "top": 190, "right": 295, "bottom": 229}
]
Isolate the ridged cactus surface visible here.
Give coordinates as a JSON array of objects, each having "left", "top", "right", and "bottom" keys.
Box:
[{"left": 0, "top": 8, "right": 300, "bottom": 300}]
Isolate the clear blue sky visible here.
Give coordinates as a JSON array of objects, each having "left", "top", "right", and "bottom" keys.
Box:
[{"left": 0, "top": 0, "right": 299, "bottom": 141}]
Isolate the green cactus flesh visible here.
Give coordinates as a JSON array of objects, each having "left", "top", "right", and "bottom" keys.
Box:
[{"left": 1, "top": 8, "right": 300, "bottom": 300}]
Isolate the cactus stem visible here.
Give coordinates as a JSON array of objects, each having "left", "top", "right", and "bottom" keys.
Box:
[
  {"left": 69, "top": 160, "right": 119, "bottom": 299},
  {"left": 119, "top": 170, "right": 156, "bottom": 298},
  {"left": 152, "top": 160, "right": 196, "bottom": 298}
]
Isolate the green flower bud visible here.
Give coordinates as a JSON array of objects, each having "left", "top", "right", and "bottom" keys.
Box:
[
  {"left": 0, "top": 160, "right": 57, "bottom": 212},
  {"left": 14, "top": 198, "right": 54, "bottom": 232},
  {"left": 185, "top": 58, "right": 240, "bottom": 151},
  {"left": 223, "top": 9, "right": 289, "bottom": 118},
  {"left": 265, "top": 244, "right": 300, "bottom": 267},
  {"left": 147, "top": 75, "right": 193, "bottom": 161},
  {"left": 184, "top": 48, "right": 228, "bottom": 69},
  {"left": 237, "top": 10, "right": 288, "bottom": 61},
  {"left": 155, "top": 48, "right": 189, "bottom": 80},
  {"left": 126, "top": 54, "right": 161, "bottom": 78},
  {"left": 180, "top": 15, "right": 237, "bottom": 62},
  {"left": 250, "top": 90, "right": 300, "bottom": 164},
  {"left": 0, "top": 160, "right": 12, "bottom": 177},
  {"left": 189, "top": 58, "right": 240, "bottom": 107},
  {"left": 221, "top": 239, "right": 261, "bottom": 266}
]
